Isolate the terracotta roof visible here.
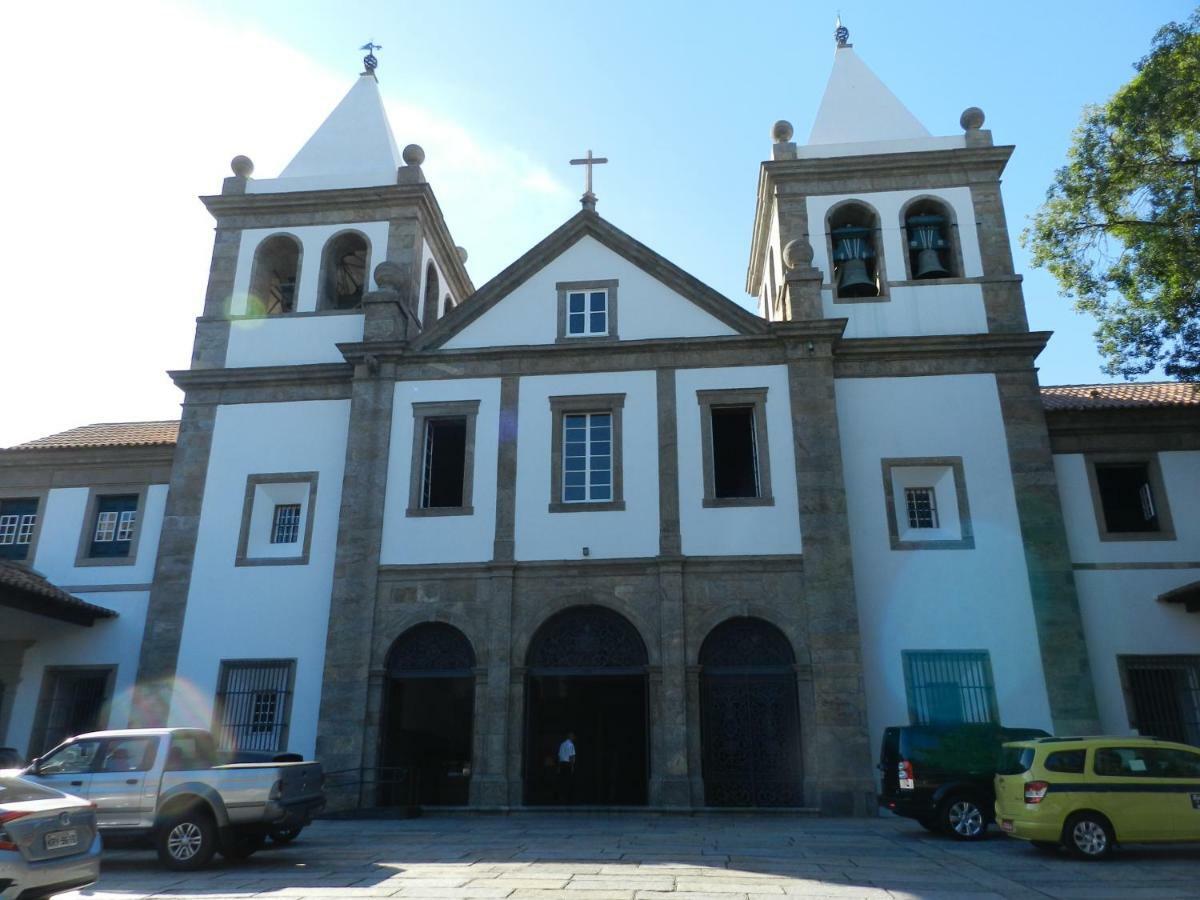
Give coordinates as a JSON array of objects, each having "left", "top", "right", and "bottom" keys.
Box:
[
  {"left": 0, "top": 561, "right": 118, "bottom": 625},
  {"left": 1041, "top": 382, "right": 1200, "bottom": 411},
  {"left": 9, "top": 420, "right": 179, "bottom": 450}
]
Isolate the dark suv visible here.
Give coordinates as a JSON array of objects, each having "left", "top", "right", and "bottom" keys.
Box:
[{"left": 878, "top": 723, "right": 1049, "bottom": 839}]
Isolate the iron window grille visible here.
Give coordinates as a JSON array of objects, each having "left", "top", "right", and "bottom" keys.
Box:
[
  {"left": 270, "top": 503, "right": 302, "bottom": 544},
  {"left": 903, "top": 650, "right": 998, "bottom": 725},
  {"left": 904, "top": 487, "right": 939, "bottom": 529},
  {"left": 562, "top": 412, "right": 613, "bottom": 502},
  {"left": 566, "top": 289, "right": 608, "bottom": 336},
  {"left": 213, "top": 660, "right": 295, "bottom": 752},
  {"left": 1121, "top": 655, "right": 1200, "bottom": 746}
]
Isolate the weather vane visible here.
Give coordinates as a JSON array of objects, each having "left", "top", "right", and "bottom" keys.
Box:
[{"left": 360, "top": 41, "right": 382, "bottom": 71}]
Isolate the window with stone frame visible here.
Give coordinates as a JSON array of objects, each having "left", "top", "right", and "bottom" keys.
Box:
[
  {"left": 881, "top": 457, "right": 974, "bottom": 550},
  {"left": 548, "top": 394, "right": 625, "bottom": 513},
  {"left": 556, "top": 280, "right": 619, "bottom": 342},
  {"left": 89, "top": 495, "right": 138, "bottom": 558},
  {"left": 903, "top": 650, "right": 998, "bottom": 725},
  {"left": 1087, "top": 457, "right": 1175, "bottom": 540},
  {"left": 235, "top": 473, "right": 319, "bottom": 566},
  {"left": 0, "top": 497, "right": 38, "bottom": 561},
  {"left": 212, "top": 660, "right": 295, "bottom": 753},
  {"left": 406, "top": 401, "right": 479, "bottom": 517},
  {"left": 697, "top": 388, "right": 774, "bottom": 508}
]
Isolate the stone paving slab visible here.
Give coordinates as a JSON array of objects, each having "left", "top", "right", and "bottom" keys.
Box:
[{"left": 54, "top": 814, "right": 1200, "bottom": 900}]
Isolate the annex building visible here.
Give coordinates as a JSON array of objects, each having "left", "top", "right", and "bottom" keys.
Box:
[{"left": 2, "top": 31, "right": 1199, "bottom": 814}]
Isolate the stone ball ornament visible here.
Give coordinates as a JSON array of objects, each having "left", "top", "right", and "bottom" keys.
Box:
[
  {"left": 402, "top": 144, "right": 426, "bottom": 166},
  {"left": 230, "top": 155, "right": 254, "bottom": 178},
  {"left": 782, "top": 238, "right": 814, "bottom": 271},
  {"left": 960, "top": 107, "right": 986, "bottom": 131},
  {"left": 373, "top": 260, "right": 404, "bottom": 290},
  {"left": 456, "top": 246, "right": 469, "bottom": 264},
  {"left": 772, "top": 120, "right": 794, "bottom": 143}
]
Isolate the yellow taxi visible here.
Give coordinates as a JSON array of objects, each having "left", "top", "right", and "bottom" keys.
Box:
[{"left": 994, "top": 736, "right": 1200, "bottom": 859}]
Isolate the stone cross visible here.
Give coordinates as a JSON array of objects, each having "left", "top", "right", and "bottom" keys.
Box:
[{"left": 570, "top": 149, "right": 608, "bottom": 210}]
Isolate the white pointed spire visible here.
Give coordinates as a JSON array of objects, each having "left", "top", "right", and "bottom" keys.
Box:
[{"left": 248, "top": 72, "right": 402, "bottom": 194}]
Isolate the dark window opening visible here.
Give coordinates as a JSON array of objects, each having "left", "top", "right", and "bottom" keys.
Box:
[
  {"left": 249, "top": 234, "right": 301, "bottom": 315},
  {"left": 320, "top": 232, "right": 369, "bottom": 310},
  {"left": 711, "top": 406, "right": 759, "bottom": 499},
  {"left": 422, "top": 418, "right": 468, "bottom": 508},
  {"left": 29, "top": 667, "right": 113, "bottom": 757},
  {"left": 829, "top": 202, "right": 881, "bottom": 298},
  {"left": 0, "top": 497, "right": 38, "bottom": 561},
  {"left": 904, "top": 199, "right": 957, "bottom": 279},
  {"left": 89, "top": 494, "right": 138, "bottom": 558},
  {"left": 1123, "top": 655, "right": 1200, "bottom": 746},
  {"left": 1096, "top": 462, "right": 1159, "bottom": 533},
  {"left": 423, "top": 262, "right": 440, "bottom": 329}
]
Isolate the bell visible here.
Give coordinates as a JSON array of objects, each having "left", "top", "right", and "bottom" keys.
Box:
[
  {"left": 914, "top": 248, "right": 950, "bottom": 279},
  {"left": 838, "top": 257, "right": 876, "bottom": 296}
]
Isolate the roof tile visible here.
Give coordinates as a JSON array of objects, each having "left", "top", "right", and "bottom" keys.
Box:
[
  {"left": 9, "top": 421, "right": 179, "bottom": 450},
  {"left": 1040, "top": 382, "right": 1200, "bottom": 411}
]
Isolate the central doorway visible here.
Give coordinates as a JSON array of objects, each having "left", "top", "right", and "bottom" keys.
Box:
[
  {"left": 379, "top": 623, "right": 476, "bottom": 807},
  {"left": 524, "top": 605, "right": 649, "bottom": 805}
]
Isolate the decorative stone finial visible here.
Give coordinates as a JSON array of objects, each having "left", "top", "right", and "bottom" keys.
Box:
[
  {"left": 782, "top": 239, "right": 814, "bottom": 271},
  {"left": 230, "top": 155, "right": 254, "bottom": 178},
  {"left": 960, "top": 107, "right": 986, "bottom": 131},
  {"left": 360, "top": 41, "right": 382, "bottom": 73},
  {"left": 772, "top": 120, "right": 794, "bottom": 143},
  {"left": 373, "top": 261, "right": 403, "bottom": 291},
  {"left": 456, "top": 246, "right": 469, "bottom": 264},
  {"left": 402, "top": 144, "right": 425, "bottom": 166},
  {"left": 835, "top": 15, "right": 850, "bottom": 47}
]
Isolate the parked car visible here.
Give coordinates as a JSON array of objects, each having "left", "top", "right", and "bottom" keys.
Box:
[
  {"left": 995, "top": 735, "right": 1200, "bottom": 859},
  {"left": 878, "top": 723, "right": 1050, "bottom": 839},
  {"left": 22, "top": 728, "right": 324, "bottom": 870},
  {"left": 0, "top": 773, "right": 101, "bottom": 900}
]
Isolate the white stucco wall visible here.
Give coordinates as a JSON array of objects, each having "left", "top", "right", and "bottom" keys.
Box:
[
  {"left": 514, "top": 370, "right": 659, "bottom": 561},
  {"left": 836, "top": 374, "right": 1055, "bottom": 757},
  {"left": 675, "top": 365, "right": 801, "bottom": 556},
  {"left": 169, "top": 400, "right": 350, "bottom": 758},
  {"left": 380, "top": 378, "right": 501, "bottom": 565},
  {"left": 807, "top": 187, "right": 987, "bottom": 338},
  {"left": 444, "top": 235, "right": 738, "bottom": 348},
  {"left": 225, "top": 313, "right": 365, "bottom": 368},
  {"left": 1053, "top": 450, "right": 1200, "bottom": 735}
]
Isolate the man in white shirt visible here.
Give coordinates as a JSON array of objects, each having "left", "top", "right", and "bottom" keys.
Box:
[{"left": 557, "top": 732, "right": 576, "bottom": 802}]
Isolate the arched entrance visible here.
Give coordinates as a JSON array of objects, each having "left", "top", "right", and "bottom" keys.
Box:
[
  {"left": 700, "top": 617, "right": 803, "bottom": 806},
  {"left": 524, "top": 605, "right": 648, "bottom": 805},
  {"left": 379, "top": 623, "right": 475, "bottom": 807}
]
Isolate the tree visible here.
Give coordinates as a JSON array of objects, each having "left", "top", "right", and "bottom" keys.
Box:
[{"left": 1023, "top": 11, "right": 1200, "bottom": 379}]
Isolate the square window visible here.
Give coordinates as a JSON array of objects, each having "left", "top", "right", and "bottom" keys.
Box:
[
  {"left": 882, "top": 458, "right": 973, "bottom": 550},
  {"left": 903, "top": 650, "right": 998, "bottom": 725},
  {"left": 270, "top": 504, "right": 301, "bottom": 544},
  {"left": 213, "top": 660, "right": 294, "bottom": 752},
  {"left": 557, "top": 281, "right": 618, "bottom": 342},
  {"left": 89, "top": 494, "right": 139, "bottom": 558},
  {"left": 904, "top": 487, "right": 939, "bottom": 529},
  {"left": 1086, "top": 455, "right": 1175, "bottom": 542},
  {"left": 236, "top": 474, "right": 318, "bottom": 565}
]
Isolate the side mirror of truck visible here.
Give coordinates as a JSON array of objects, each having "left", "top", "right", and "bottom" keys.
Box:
[{"left": 28, "top": 757, "right": 42, "bottom": 776}]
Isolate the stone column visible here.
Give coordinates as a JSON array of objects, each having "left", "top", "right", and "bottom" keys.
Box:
[
  {"left": 996, "top": 367, "right": 1100, "bottom": 733},
  {"left": 191, "top": 225, "right": 239, "bottom": 369},
  {"left": 685, "top": 665, "right": 705, "bottom": 805},
  {"left": 970, "top": 177, "right": 1030, "bottom": 334}
]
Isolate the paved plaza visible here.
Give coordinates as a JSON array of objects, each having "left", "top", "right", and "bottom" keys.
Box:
[{"left": 65, "top": 814, "right": 1200, "bottom": 900}]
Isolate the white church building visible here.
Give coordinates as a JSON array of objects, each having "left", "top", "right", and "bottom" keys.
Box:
[{"left": 2, "top": 30, "right": 1199, "bottom": 814}]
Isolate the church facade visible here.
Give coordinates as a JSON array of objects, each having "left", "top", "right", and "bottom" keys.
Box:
[{"left": 3, "top": 34, "right": 1199, "bottom": 815}]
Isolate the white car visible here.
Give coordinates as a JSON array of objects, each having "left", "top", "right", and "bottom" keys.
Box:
[{"left": 0, "top": 774, "right": 101, "bottom": 900}]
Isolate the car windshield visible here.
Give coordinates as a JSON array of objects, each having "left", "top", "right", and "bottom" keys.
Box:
[
  {"left": 995, "top": 745, "right": 1034, "bottom": 775},
  {"left": 37, "top": 740, "right": 102, "bottom": 775},
  {"left": 0, "top": 775, "right": 63, "bottom": 803}
]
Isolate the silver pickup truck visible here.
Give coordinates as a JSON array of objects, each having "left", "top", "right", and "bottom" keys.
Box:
[{"left": 23, "top": 727, "right": 324, "bottom": 870}]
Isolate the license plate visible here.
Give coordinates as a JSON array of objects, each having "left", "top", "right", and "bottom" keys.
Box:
[
  {"left": 45, "top": 829, "right": 79, "bottom": 850},
  {"left": 1000, "top": 819, "right": 1014, "bottom": 833},
  {"left": 899, "top": 778, "right": 914, "bottom": 790}
]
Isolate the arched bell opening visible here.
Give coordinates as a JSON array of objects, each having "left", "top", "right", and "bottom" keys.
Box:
[
  {"left": 902, "top": 197, "right": 961, "bottom": 280},
  {"left": 378, "top": 622, "right": 476, "bottom": 807},
  {"left": 827, "top": 201, "right": 883, "bottom": 299},
  {"left": 318, "top": 231, "right": 370, "bottom": 310},
  {"left": 442, "top": 293, "right": 454, "bottom": 317},
  {"left": 523, "top": 605, "right": 649, "bottom": 806},
  {"left": 248, "top": 234, "right": 302, "bottom": 315},
  {"left": 699, "top": 616, "right": 803, "bottom": 807},
  {"left": 422, "top": 262, "right": 440, "bottom": 329}
]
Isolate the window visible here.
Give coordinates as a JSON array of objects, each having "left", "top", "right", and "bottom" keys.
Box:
[
  {"left": 235, "top": 473, "right": 319, "bottom": 565},
  {"left": 904, "top": 487, "right": 939, "bottom": 529},
  {"left": 1044, "top": 749, "right": 1086, "bottom": 774},
  {"left": 882, "top": 458, "right": 974, "bottom": 550},
  {"left": 1121, "top": 655, "right": 1200, "bottom": 746},
  {"left": 407, "top": 401, "right": 479, "bottom": 517},
  {"left": 697, "top": 388, "right": 774, "bottom": 508},
  {"left": 549, "top": 394, "right": 625, "bottom": 513},
  {"left": 37, "top": 739, "right": 102, "bottom": 775},
  {"left": 27, "top": 667, "right": 114, "bottom": 756},
  {"left": 827, "top": 201, "right": 884, "bottom": 300},
  {"left": 318, "top": 231, "right": 370, "bottom": 310},
  {"left": 1088, "top": 456, "right": 1174, "bottom": 540},
  {"left": 556, "top": 279, "right": 619, "bottom": 342},
  {"left": 903, "top": 650, "right": 998, "bottom": 725},
  {"left": 270, "top": 504, "right": 301, "bottom": 544},
  {"left": 212, "top": 660, "right": 295, "bottom": 753},
  {"left": 88, "top": 494, "right": 138, "bottom": 559},
  {"left": 0, "top": 497, "right": 38, "bottom": 561},
  {"left": 99, "top": 737, "right": 156, "bottom": 773},
  {"left": 248, "top": 233, "right": 301, "bottom": 315},
  {"left": 902, "top": 197, "right": 961, "bottom": 280}
]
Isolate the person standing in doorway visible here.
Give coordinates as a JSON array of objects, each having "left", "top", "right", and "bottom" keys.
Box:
[{"left": 557, "top": 732, "right": 576, "bottom": 803}]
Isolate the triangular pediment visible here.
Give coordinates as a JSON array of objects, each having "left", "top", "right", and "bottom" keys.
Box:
[{"left": 418, "top": 211, "right": 764, "bottom": 350}]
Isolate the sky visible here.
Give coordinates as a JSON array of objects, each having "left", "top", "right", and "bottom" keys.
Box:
[{"left": 0, "top": 0, "right": 1192, "bottom": 448}]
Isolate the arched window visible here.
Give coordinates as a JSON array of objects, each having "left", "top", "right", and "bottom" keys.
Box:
[
  {"left": 318, "top": 231, "right": 369, "bottom": 310},
  {"left": 422, "top": 262, "right": 440, "bottom": 328},
  {"left": 442, "top": 294, "right": 454, "bottom": 316},
  {"left": 828, "top": 202, "right": 883, "bottom": 298},
  {"left": 248, "top": 234, "right": 301, "bottom": 315},
  {"left": 903, "top": 197, "right": 960, "bottom": 280}
]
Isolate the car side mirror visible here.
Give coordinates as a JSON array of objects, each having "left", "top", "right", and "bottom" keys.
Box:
[{"left": 28, "top": 757, "right": 42, "bottom": 776}]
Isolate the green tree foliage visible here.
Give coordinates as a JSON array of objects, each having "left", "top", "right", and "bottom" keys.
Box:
[{"left": 1024, "top": 11, "right": 1200, "bottom": 378}]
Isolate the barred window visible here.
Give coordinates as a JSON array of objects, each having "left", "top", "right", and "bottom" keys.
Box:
[
  {"left": 89, "top": 494, "right": 138, "bottom": 558},
  {"left": 563, "top": 412, "right": 612, "bottom": 502},
  {"left": 1122, "top": 655, "right": 1200, "bottom": 746},
  {"left": 0, "top": 498, "right": 38, "bottom": 561},
  {"left": 270, "top": 504, "right": 301, "bottom": 544},
  {"left": 903, "top": 650, "right": 998, "bottom": 725},
  {"left": 213, "top": 660, "right": 295, "bottom": 752},
  {"left": 904, "top": 487, "right": 939, "bottom": 529}
]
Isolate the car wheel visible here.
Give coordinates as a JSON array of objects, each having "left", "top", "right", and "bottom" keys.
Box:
[
  {"left": 1064, "top": 812, "right": 1114, "bottom": 860},
  {"left": 222, "top": 829, "right": 267, "bottom": 860},
  {"left": 941, "top": 794, "right": 988, "bottom": 841},
  {"left": 157, "top": 807, "right": 218, "bottom": 870},
  {"left": 269, "top": 825, "right": 303, "bottom": 844},
  {"left": 1031, "top": 840, "right": 1060, "bottom": 853}
]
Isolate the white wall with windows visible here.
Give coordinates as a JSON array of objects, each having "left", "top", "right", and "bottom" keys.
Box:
[
  {"left": 514, "top": 370, "right": 659, "bottom": 560},
  {"left": 443, "top": 236, "right": 739, "bottom": 348},
  {"left": 168, "top": 399, "right": 351, "bottom": 758},
  {"left": 836, "top": 373, "right": 1055, "bottom": 758}
]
